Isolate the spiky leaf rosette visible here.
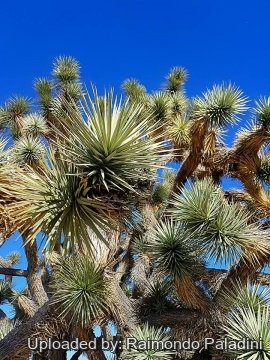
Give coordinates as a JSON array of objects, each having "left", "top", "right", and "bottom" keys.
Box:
[
  {"left": 10, "top": 136, "right": 46, "bottom": 166},
  {"left": 0, "top": 96, "right": 30, "bottom": 138},
  {"left": 148, "top": 220, "right": 202, "bottom": 278},
  {"left": 122, "top": 78, "right": 146, "bottom": 102},
  {"left": 147, "top": 91, "right": 171, "bottom": 123},
  {"left": 6, "top": 150, "right": 111, "bottom": 252},
  {"left": 139, "top": 278, "right": 173, "bottom": 316},
  {"left": 22, "top": 113, "right": 49, "bottom": 137},
  {"left": 34, "top": 78, "right": 53, "bottom": 111},
  {"left": 60, "top": 82, "right": 82, "bottom": 100},
  {"left": 147, "top": 220, "right": 206, "bottom": 308},
  {"left": 123, "top": 323, "right": 174, "bottom": 359},
  {"left": 170, "top": 178, "right": 223, "bottom": 231},
  {"left": 167, "top": 115, "right": 190, "bottom": 147},
  {"left": 52, "top": 88, "right": 168, "bottom": 192},
  {"left": 2, "top": 96, "right": 30, "bottom": 120},
  {"left": 256, "top": 157, "right": 270, "bottom": 184},
  {"left": 253, "top": 97, "right": 270, "bottom": 129},
  {"left": 53, "top": 56, "right": 80, "bottom": 83},
  {"left": 152, "top": 184, "right": 170, "bottom": 204},
  {"left": 170, "top": 179, "right": 268, "bottom": 265},
  {"left": 193, "top": 84, "right": 247, "bottom": 127},
  {"left": 152, "top": 169, "right": 176, "bottom": 204},
  {"left": 168, "top": 92, "right": 188, "bottom": 117},
  {"left": 52, "top": 255, "right": 109, "bottom": 328},
  {"left": 166, "top": 66, "right": 188, "bottom": 92},
  {"left": 223, "top": 306, "right": 270, "bottom": 360},
  {"left": 220, "top": 282, "right": 270, "bottom": 312}
]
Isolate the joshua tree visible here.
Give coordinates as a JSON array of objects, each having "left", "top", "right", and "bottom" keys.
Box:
[{"left": 1, "top": 57, "right": 270, "bottom": 360}]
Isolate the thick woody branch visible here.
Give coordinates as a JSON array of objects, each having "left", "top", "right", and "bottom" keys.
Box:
[
  {"left": 142, "top": 309, "right": 200, "bottom": 327},
  {"left": 172, "top": 120, "right": 208, "bottom": 193},
  {"left": 0, "top": 301, "right": 51, "bottom": 360},
  {"left": 213, "top": 248, "right": 270, "bottom": 304},
  {"left": 0, "top": 267, "right": 28, "bottom": 277},
  {"left": 205, "top": 267, "right": 270, "bottom": 286}
]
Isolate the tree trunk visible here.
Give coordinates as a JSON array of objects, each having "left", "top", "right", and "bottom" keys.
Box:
[{"left": 22, "top": 234, "right": 48, "bottom": 306}]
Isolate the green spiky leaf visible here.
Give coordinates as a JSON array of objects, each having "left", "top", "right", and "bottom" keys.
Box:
[
  {"left": 6, "top": 150, "right": 111, "bottom": 252},
  {"left": 22, "top": 113, "right": 49, "bottom": 137},
  {"left": 123, "top": 323, "right": 174, "bottom": 359},
  {"left": 193, "top": 84, "right": 247, "bottom": 127},
  {"left": 52, "top": 255, "right": 109, "bottom": 327},
  {"left": 52, "top": 87, "right": 169, "bottom": 192},
  {"left": 166, "top": 67, "right": 188, "bottom": 92},
  {"left": 223, "top": 305, "right": 270, "bottom": 359},
  {"left": 253, "top": 97, "right": 270, "bottom": 128},
  {"left": 53, "top": 56, "right": 80, "bottom": 83},
  {"left": 11, "top": 136, "right": 46, "bottom": 166},
  {"left": 147, "top": 220, "right": 202, "bottom": 279}
]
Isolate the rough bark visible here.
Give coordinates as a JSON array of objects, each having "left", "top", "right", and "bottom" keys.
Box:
[
  {"left": 205, "top": 268, "right": 270, "bottom": 286},
  {"left": 22, "top": 234, "right": 48, "bottom": 306},
  {"left": 0, "top": 267, "right": 28, "bottom": 277},
  {"left": 0, "top": 301, "right": 51, "bottom": 360},
  {"left": 142, "top": 309, "right": 200, "bottom": 327},
  {"left": 172, "top": 120, "right": 208, "bottom": 192},
  {"left": 213, "top": 249, "right": 270, "bottom": 304}
]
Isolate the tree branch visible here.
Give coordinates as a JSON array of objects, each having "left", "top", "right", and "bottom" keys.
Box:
[
  {"left": 0, "top": 267, "right": 28, "bottom": 277},
  {"left": 142, "top": 309, "right": 200, "bottom": 327},
  {"left": 212, "top": 249, "right": 270, "bottom": 304},
  {"left": 0, "top": 301, "right": 51, "bottom": 360},
  {"left": 172, "top": 120, "right": 208, "bottom": 193},
  {"left": 205, "top": 267, "right": 270, "bottom": 286}
]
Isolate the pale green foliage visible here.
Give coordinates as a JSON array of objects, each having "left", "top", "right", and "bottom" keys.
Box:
[
  {"left": 60, "top": 81, "right": 82, "bottom": 100},
  {"left": 148, "top": 92, "right": 171, "bottom": 123},
  {"left": 169, "top": 92, "right": 188, "bottom": 117},
  {"left": 22, "top": 113, "right": 49, "bottom": 137},
  {"left": 34, "top": 78, "right": 53, "bottom": 109},
  {"left": 223, "top": 305, "right": 270, "bottom": 359},
  {"left": 167, "top": 115, "right": 190, "bottom": 145},
  {"left": 123, "top": 323, "right": 174, "bottom": 359},
  {"left": 6, "top": 150, "right": 110, "bottom": 252},
  {"left": 52, "top": 255, "right": 109, "bottom": 327},
  {"left": 256, "top": 157, "right": 270, "bottom": 184},
  {"left": 147, "top": 220, "right": 202, "bottom": 279},
  {"left": 221, "top": 282, "right": 270, "bottom": 312},
  {"left": 152, "top": 169, "right": 176, "bottom": 203},
  {"left": 193, "top": 84, "right": 248, "bottom": 127},
  {"left": 53, "top": 56, "right": 80, "bottom": 83},
  {"left": 2, "top": 96, "right": 30, "bottom": 120},
  {"left": 11, "top": 136, "right": 45, "bottom": 165},
  {"left": 170, "top": 178, "right": 223, "bottom": 230},
  {"left": 0, "top": 96, "right": 30, "bottom": 138},
  {"left": 122, "top": 79, "right": 146, "bottom": 102},
  {"left": 253, "top": 97, "right": 270, "bottom": 128},
  {"left": 54, "top": 88, "right": 168, "bottom": 192},
  {"left": 152, "top": 184, "right": 169, "bottom": 203},
  {"left": 170, "top": 179, "right": 268, "bottom": 264},
  {"left": 166, "top": 67, "right": 188, "bottom": 92},
  {"left": 140, "top": 278, "right": 173, "bottom": 315}
]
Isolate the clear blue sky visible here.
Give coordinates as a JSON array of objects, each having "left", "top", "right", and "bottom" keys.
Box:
[
  {"left": 1, "top": 0, "right": 270, "bottom": 103},
  {"left": 0, "top": 0, "right": 270, "bottom": 350}
]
